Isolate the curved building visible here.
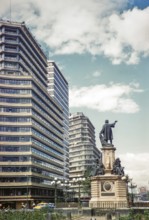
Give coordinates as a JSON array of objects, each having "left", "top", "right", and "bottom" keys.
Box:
[
  {"left": 69, "top": 112, "right": 101, "bottom": 201},
  {"left": 47, "top": 61, "right": 69, "bottom": 180}
]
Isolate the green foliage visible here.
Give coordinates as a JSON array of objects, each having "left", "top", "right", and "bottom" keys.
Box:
[
  {"left": 0, "top": 210, "right": 66, "bottom": 220},
  {"left": 144, "top": 210, "right": 149, "bottom": 220},
  {"left": 135, "top": 213, "right": 142, "bottom": 220},
  {"left": 51, "top": 212, "right": 66, "bottom": 220},
  {"left": 0, "top": 210, "right": 46, "bottom": 220},
  {"left": 119, "top": 209, "right": 149, "bottom": 220},
  {"left": 82, "top": 166, "right": 93, "bottom": 195}
]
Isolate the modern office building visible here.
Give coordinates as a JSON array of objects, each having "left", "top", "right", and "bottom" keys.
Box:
[
  {"left": 0, "top": 20, "right": 65, "bottom": 208},
  {"left": 69, "top": 112, "right": 101, "bottom": 201},
  {"left": 47, "top": 61, "right": 69, "bottom": 179}
]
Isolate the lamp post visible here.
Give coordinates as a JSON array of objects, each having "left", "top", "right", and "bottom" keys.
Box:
[
  {"left": 121, "top": 175, "right": 130, "bottom": 209},
  {"left": 128, "top": 178, "right": 137, "bottom": 206},
  {"left": 121, "top": 175, "right": 137, "bottom": 207},
  {"left": 72, "top": 177, "right": 85, "bottom": 208},
  {"left": 25, "top": 174, "right": 29, "bottom": 209},
  {"left": 61, "top": 180, "right": 71, "bottom": 206},
  {"left": 50, "top": 177, "right": 62, "bottom": 208}
]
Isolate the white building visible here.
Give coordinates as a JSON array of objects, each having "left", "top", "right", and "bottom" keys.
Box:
[
  {"left": 47, "top": 61, "right": 69, "bottom": 179},
  {"left": 69, "top": 112, "right": 101, "bottom": 201}
]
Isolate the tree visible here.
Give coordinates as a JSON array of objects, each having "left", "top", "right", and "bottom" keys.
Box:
[{"left": 82, "top": 166, "right": 93, "bottom": 197}]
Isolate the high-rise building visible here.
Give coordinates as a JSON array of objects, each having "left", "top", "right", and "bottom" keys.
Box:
[
  {"left": 47, "top": 61, "right": 69, "bottom": 179},
  {"left": 69, "top": 112, "right": 101, "bottom": 201},
  {"left": 0, "top": 21, "right": 65, "bottom": 209}
]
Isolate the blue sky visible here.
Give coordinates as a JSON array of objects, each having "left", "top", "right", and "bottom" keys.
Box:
[{"left": 1, "top": 0, "right": 149, "bottom": 187}]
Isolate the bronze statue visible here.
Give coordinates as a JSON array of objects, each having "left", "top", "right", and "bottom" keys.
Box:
[
  {"left": 100, "top": 120, "right": 117, "bottom": 146},
  {"left": 91, "top": 159, "right": 105, "bottom": 176},
  {"left": 95, "top": 159, "right": 105, "bottom": 175},
  {"left": 112, "top": 158, "right": 125, "bottom": 176}
]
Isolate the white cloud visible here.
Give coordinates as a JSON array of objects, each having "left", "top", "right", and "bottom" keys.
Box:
[
  {"left": 119, "top": 153, "right": 149, "bottom": 188},
  {"left": 85, "top": 70, "right": 102, "bottom": 80},
  {"left": 106, "top": 7, "right": 149, "bottom": 64},
  {"left": 69, "top": 83, "right": 142, "bottom": 113},
  {"left": 1, "top": 0, "right": 149, "bottom": 64},
  {"left": 92, "top": 71, "right": 101, "bottom": 77}
]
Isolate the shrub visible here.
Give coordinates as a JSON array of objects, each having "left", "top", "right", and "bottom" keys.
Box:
[{"left": 0, "top": 210, "right": 46, "bottom": 220}]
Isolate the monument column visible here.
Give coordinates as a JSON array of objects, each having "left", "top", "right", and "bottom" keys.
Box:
[
  {"left": 89, "top": 120, "right": 129, "bottom": 209},
  {"left": 101, "top": 146, "right": 116, "bottom": 174}
]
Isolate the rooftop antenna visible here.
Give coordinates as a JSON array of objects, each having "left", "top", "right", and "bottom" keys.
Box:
[{"left": 10, "top": 0, "right": 11, "bottom": 22}]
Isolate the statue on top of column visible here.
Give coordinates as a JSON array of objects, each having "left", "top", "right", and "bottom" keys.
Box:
[{"left": 99, "top": 120, "right": 118, "bottom": 147}]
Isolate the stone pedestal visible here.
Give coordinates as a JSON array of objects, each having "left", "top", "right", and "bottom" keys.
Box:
[
  {"left": 89, "top": 145, "right": 129, "bottom": 209},
  {"left": 89, "top": 175, "right": 128, "bottom": 209}
]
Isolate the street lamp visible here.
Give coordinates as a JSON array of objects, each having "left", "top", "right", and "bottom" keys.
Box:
[
  {"left": 123, "top": 177, "right": 137, "bottom": 207},
  {"left": 72, "top": 177, "right": 85, "bottom": 208},
  {"left": 50, "top": 177, "right": 62, "bottom": 208},
  {"left": 61, "top": 180, "right": 71, "bottom": 206},
  {"left": 129, "top": 179, "right": 137, "bottom": 206},
  {"left": 121, "top": 175, "right": 130, "bottom": 207},
  {"left": 24, "top": 174, "right": 29, "bottom": 209},
  {"left": 121, "top": 175, "right": 137, "bottom": 207}
]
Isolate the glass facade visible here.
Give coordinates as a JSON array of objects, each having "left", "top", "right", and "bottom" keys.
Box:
[
  {"left": 0, "top": 21, "right": 65, "bottom": 208},
  {"left": 47, "top": 61, "right": 69, "bottom": 180}
]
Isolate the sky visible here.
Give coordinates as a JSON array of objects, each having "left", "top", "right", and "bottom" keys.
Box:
[{"left": 0, "top": 0, "right": 149, "bottom": 188}]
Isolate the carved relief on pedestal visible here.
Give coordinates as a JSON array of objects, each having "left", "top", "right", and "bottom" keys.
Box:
[{"left": 105, "top": 155, "right": 110, "bottom": 169}]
